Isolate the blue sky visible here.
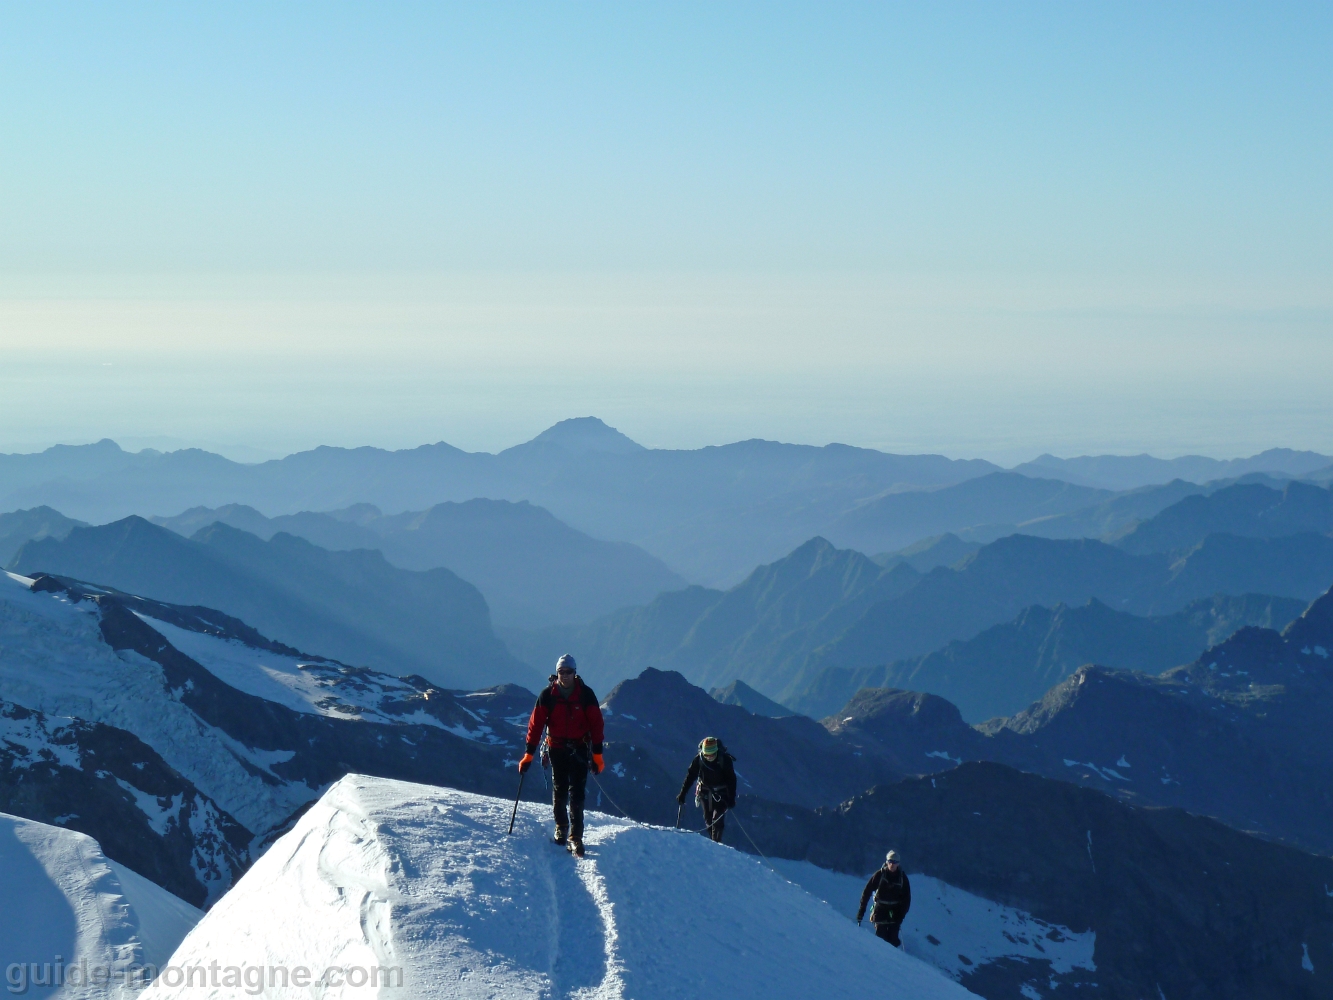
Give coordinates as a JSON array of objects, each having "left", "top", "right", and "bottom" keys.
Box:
[{"left": 1, "top": 3, "right": 1329, "bottom": 460}]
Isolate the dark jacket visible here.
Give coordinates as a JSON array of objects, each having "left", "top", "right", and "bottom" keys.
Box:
[
  {"left": 857, "top": 866, "right": 911, "bottom": 924},
  {"left": 679, "top": 750, "right": 737, "bottom": 808},
  {"left": 525, "top": 678, "right": 604, "bottom": 754}
]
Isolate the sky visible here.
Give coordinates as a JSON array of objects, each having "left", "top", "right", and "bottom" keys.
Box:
[{"left": 1, "top": 3, "right": 1329, "bottom": 463}]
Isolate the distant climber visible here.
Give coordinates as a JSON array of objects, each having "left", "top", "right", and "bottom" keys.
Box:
[
  {"left": 676, "top": 736, "right": 737, "bottom": 842},
  {"left": 518, "top": 654, "right": 604, "bottom": 856},
  {"left": 856, "top": 850, "right": 912, "bottom": 947}
]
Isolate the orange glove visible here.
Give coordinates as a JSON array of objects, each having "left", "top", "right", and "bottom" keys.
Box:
[
  {"left": 591, "top": 753, "right": 604, "bottom": 775},
  {"left": 518, "top": 753, "right": 534, "bottom": 774}
]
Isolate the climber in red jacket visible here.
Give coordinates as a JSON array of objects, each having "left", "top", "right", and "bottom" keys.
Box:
[{"left": 518, "top": 654, "right": 605, "bottom": 856}]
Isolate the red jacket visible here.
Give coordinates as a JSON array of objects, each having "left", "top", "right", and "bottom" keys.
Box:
[{"left": 525, "top": 678, "right": 604, "bottom": 754}]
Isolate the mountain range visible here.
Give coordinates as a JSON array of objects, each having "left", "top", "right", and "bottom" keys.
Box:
[
  {"left": 8, "top": 516, "right": 535, "bottom": 689},
  {"left": 825, "top": 471, "right": 1113, "bottom": 553},
  {"left": 151, "top": 498, "right": 685, "bottom": 627},
  {"left": 794, "top": 592, "right": 1307, "bottom": 721},
  {"left": 3, "top": 560, "right": 1331, "bottom": 997},
  {"left": 0, "top": 505, "right": 84, "bottom": 563},
  {"left": 5, "top": 421, "right": 1327, "bottom": 586},
  {"left": 1013, "top": 448, "right": 1333, "bottom": 490},
  {"left": 0, "top": 420, "right": 998, "bottom": 585},
  {"left": 1117, "top": 479, "right": 1333, "bottom": 555},
  {"left": 509, "top": 526, "right": 1333, "bottom": 703}
]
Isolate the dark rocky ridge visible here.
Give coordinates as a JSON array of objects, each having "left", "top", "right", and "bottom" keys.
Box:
[
  {"left": 601, "top": 668, "right": 901, "bottom": 811},
  {"left": 738, "top": 762, "right": 1333, "bottom": 999}
]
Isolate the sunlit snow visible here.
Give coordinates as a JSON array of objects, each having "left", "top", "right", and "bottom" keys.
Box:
[{"left": 144, "top": 776, "right": 977, "bottom": 1000}]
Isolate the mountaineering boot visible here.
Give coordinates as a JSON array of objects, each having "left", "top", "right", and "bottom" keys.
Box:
[
  {"left": 570, "top": 837, "right": 585, "bottom": 857},
  {"left": 553, "top": 827, "right": 568, "bottom": 846}
]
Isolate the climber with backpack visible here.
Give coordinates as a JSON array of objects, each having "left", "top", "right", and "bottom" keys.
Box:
[
  {"left": 517, "top": 654, "right": 604, "bottom": 857},
  {"left": 676, "top": 736, "right": 737, "bottom": 842},
  {"left": 856, "top": 850, "right": 912, "bottom": 947}
]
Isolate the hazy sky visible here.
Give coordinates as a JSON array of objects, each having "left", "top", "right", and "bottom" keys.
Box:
[{"left": 1, "top": 3, "right": 1329, "bottom": 462}]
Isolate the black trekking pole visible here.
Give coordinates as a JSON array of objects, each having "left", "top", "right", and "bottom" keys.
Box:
[
  {"left": 507, "top": 770, "right": 526, "bottom": 835},
  {"left": 675, "top": 802, "right": 683, "bottom": 829}
]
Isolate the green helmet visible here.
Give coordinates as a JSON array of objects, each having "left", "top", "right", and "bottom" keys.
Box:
[{"left": 700, "top": 736, "right": 720, "bottom": 760}]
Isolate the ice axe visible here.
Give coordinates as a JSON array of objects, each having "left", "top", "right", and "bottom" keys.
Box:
[{"left": 507, "top": 770, "right": 527, "bottom": 835}]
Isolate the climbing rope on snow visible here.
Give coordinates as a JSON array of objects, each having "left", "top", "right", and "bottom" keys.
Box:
[
  {"left": 728, "top": 811, "right": 780, "bottom": 874},
  {"left": 589, "top": 770, "right": 631, "bottom": 820}
]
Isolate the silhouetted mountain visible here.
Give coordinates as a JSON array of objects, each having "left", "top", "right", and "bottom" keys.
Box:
[
  {"left": 504, "top": 538, "right": 921, "bottom": 693},
  {"left": 505, "top": 415, "right": 646, "bottom": 455},
  {"left": 1013, "top": 478, "right": 1207, "bottom": 541},
  {"left": 154, "top": 499, "right": 685, "bottom": 627},
  {"left": 742, "top": 762, "right": 1333, "bottom": 1000},
  {"left": 872, "top": 533, "right": 981, "bottom": 572},
  {"left": 0, "top": 425, "right": 1000, "bottom": 585},
  {"left": 806, "top": 532, "right": 1333, "bottom": 692},
  {"left": 1117, "top": 480, "right": 1333, "bottom": 555},
  {"left": 1013, "top": 448, "right": 1332, "bottom": 490},
  {"left": 825, "top": 472, "right": 1111, "bottom": 554},
  {"left": 509, "top": 531, "right": 1333, "bottom": 702},
  {"left": 154, "top": 502, "right": 305, "bottom": 540},
  {"left": 793, "top": 592, "right": 1306, "bottom": 722},
  {"left": 0, "top": 505, "right": 85, "bottom": 563},
  {"left": 9, "top": 517, "right": 535, "bottom": 689},
  {"left": 710, "top": 679, "right": 794, "bottom": 717},
  {"left": 0, "top": 438, "right": 164, "bottom": 489}
]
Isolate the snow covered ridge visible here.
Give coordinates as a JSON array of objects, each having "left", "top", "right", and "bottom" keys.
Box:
[
  {"left": 0, "top": 572, "right": 529, "bottom": 848},
  {"left": 29, "top": 571, "right": 505, "bottom": 737},
  {"left": 145, "top": 776, "right": 976, "bottom": 1000},
  {"left": 0, "top": 811, "right": 202, "bottom": 998}
]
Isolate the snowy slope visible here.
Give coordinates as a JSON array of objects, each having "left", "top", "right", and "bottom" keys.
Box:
[
  {"left": 0, "top": 812, "right": 201, "bottom": 997},
  {"left": 146, "top": 776, "right": 976, "bottom": 1000},
  {"left": 0, "top": 572, "right": 311, "bottom": 831},
  {"left": 0, "top": 697, "right": 247, "bottom": 906},
  {"left": 0, "top": 572, "right": 523, "bottom": 845},
  {"left": 142, "top": 615, "right": 432, "bottom": 725},
  {"left": 768, "top": 859, "right": 1096, "bottom": 986}
]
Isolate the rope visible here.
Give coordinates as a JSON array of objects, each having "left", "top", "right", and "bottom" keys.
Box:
[
  {"left": 728, "top": 811, "right": 780, "bottom": 873},
  {"left": 588, "top": 770, "right": 631, "bottom": 820}
]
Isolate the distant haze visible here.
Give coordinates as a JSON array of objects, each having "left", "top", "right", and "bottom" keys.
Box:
[{"left": 1, "top": 6, "right": 1329, "bottom": 461}]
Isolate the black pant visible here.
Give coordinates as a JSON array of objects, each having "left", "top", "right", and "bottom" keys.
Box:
[
  {"left": 550, "top": 745, "right": 589, "bottom": 840},
  {"left": 702, "top": 795, "right": 726, "bottom": 842},
  {"left": 873, "top": 922, "right": 902, "bottom": 947}
]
